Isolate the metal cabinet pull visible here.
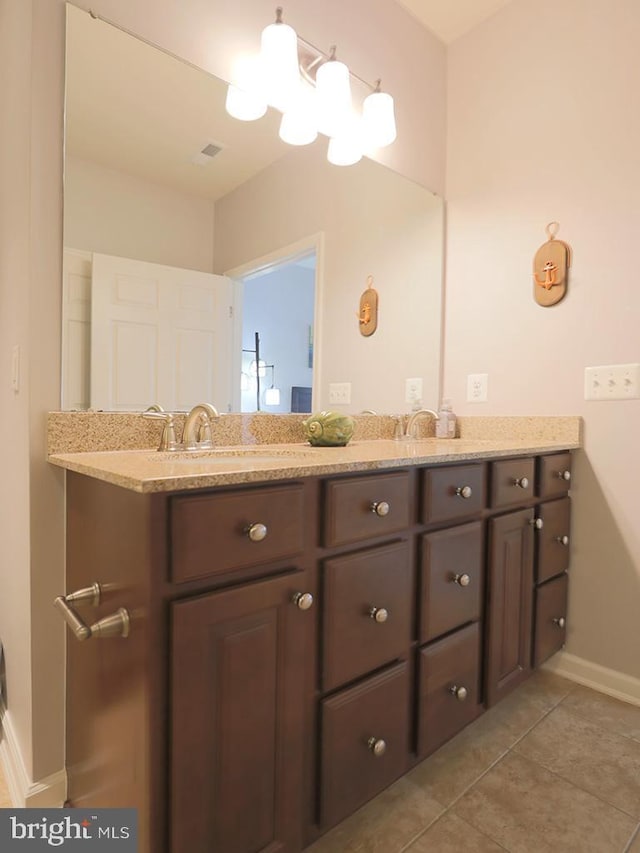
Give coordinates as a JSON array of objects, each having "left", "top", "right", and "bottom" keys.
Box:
[
  {"left": 367, "top": 737, "right": 387, "bottom": 757},
  {"left": 449, "top": 685, "right": 468, "bottom": 701},
  {"left": 514, "top": 477, "right": 529, "bottom": 489},
  {"left": 246, "top": 522, "right": 268, "bottom": 542},
  {"left": 530, "top": 517, "right": 544, "bottom": 529},
  {"left": 369, "top": 606, "right": 389, "bottom": 623},
  {"left": 452, "top": 573, "right": 471, "bottom": 587},
  {"left": 556, "top": 535, "right": 570, "bottom": 546},
  {"left": 553, "top": 617, "right": 566, "bottom": 629},
  {"left": 53, "top": 583, "right": 130, "bottom": 641},
  {"left": 455, "top": 485, "right": 472, "bottom": 499},
  {"left": 292, "top": 592, "right": 314, "bottom": 611},
  {"left": 370, "top": 500, "right": 390, "bottom": 517},
  {"left": 557, "top": 470, "right": 571, "bottom": 481}
]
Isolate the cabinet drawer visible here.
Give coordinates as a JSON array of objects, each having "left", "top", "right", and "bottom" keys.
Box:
[
  {"left": 535, "top": 497, "right": 571, "bottom": 583},
  {"left": 490, "top": 457, "right": 535, "bottom": 508},
  {"left": 419, "top": 522, "right": 483, "bottom": 643},
  {"left": 320, "top": 662, "right": 409, "bottom": 829},
  {"left": 421, "top": 463, "right": 486, "bottom": 525},
  {"left": 323, "top": 472, "right": 411, "bottom": 548},
  {"left": 538, "top": 452, "right": 572, "bottom": 499},
  {"left": 170, "top": 484, "right": 305, "bottom": 583},
  {"left": 322, "top": 541, "right": 412, "bottom": 691},
  {"left": 417, "top": 623, "right": 482, "bottom": 758},
  {"left": 533, "top": 573, "right": 568, "bottom": 667}
]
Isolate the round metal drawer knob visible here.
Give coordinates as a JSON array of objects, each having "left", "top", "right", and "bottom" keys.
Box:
[
  {"left": 455, "top": 485, "right": 473, "bottom": 499},
  {"left": 558, "top": 470, "right": 572, "bottom": 481},
  {"left": 450, "top": 685, "right": 468, "bottom": 701},
  {"left": 246, "top": 522, "right": 268, "bottom": 542},
  {"left": 369, "top": 606, "right": 389, "bottom": 623},
  {"left": 530, "top": 517, "right": 544, "bottom": 530},
  {"left": 514, "top": 477, "right": 529, "bottom": 489},
  {"left": 292, "top": 592, "right": 314, "bottom": 611},
  {"left": 453, "top": 573, "right": 471, "bottom": 587},
  {"left": 371, "top": 500, "right": 390, "bottom": 517},
  {"left": 367, "top": 737, "right": 387, "bottom": 757},
  {"left": 556, "top": 535, "right": 570, "bottom": 546},
  {"left": 553, "top": 616, "right": 566, "bottom": 629}
]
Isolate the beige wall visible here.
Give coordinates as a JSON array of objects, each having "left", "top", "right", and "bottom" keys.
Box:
[
  {"left": 214, "top": 146, "right": 444, "bottom": 414},
  {"left": 0, "top": 0, "right": 446, "bottom": 787},
  {"left": 445, "top": 0, "right": 640, "bottom": 679},
  {"left": 64, "top": 157, "right": 216, "bottom": 272}
]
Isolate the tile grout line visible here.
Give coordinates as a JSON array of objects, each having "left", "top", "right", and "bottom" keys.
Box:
[{"left": 622, "top": 822, "right": 640, "bottom": 853}]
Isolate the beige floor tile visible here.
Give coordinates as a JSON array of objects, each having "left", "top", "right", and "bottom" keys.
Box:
[
  {"left": 453, "top": 751, "right": 636, "bottom": 853},
  {"left": 404, "top": 812, "right": 507, "bottom": 852},
  {"left": 561, "top": 685, "right": 640, "bottom": 742},
  {"left": 406, "top": 671, "right": 570, "bottom": 807},
  {"left": 514, "top": 706, "right": 640, "bottom": 818},
  {"left": 626, "top": 827, "right": 640, "bottom": 852},
  {"left": 306, "top": 775, "right": 443, "bottom": 853}
]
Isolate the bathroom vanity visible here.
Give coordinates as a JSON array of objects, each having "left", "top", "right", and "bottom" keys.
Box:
[{"left": 50, "top": 435, "right": 575, "bottom": 853}]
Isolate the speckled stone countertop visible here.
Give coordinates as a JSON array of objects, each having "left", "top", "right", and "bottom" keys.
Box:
[{"left": 48, "top": 425, "right": 581, "bottom": 494}]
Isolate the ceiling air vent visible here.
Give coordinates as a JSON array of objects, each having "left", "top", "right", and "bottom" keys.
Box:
[{"left": 190, "top": 142, "right": 224, "bottom": 166}]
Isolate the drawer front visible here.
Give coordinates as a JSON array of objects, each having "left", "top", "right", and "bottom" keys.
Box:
[
  {"left": 419, "top": 522, "right": 483, "bottom": 643},
  {"left": 323, "top": 472, "right": 411, "bottom": 548},
  {"left": 320, "top": 662, "right": 409, "bottom": 829},
  {"left": 533, "top": 573, "right": 568, "bottom": 667},
  {"left": 171, "top": 484, "right": 305, "bottom": 583},
  {"left": 536, "top": 497, "right": 571, "bottom": 583},
  {"left": 323, "top": 541, "right": 413, "bottom": 691},
  {"left": 421, "top": 464, "right": 486, "bottom": 525},
  {"left": 490, "top": 457, "right": 535, "bottom": 509},
  {"left": 417, "top": 623, "right": 482, "bottom": 758},
  {"left": 538, "top": 452, "right": 572, "bottom": 499}
]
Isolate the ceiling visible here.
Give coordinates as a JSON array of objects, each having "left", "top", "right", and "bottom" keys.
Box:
[{"left": 394, "top": 0, "right": 514, "bottom": 43}]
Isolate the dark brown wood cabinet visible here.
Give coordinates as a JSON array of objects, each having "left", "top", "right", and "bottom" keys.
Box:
[{"left": 63, "top": 448, "right": 572, "bottom": 853}]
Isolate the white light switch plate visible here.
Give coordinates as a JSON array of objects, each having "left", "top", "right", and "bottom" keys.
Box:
[
  {"left": 584, "top": 363, "right": 640, "bottom": 400},
  {"left": 328, "top": 382, "right": 351, "bottom": 404}
]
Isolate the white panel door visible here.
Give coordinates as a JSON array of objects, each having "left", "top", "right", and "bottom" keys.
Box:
[
  {"left": 62, "top": 249, "right": 92, "bottom": 410},
  {"left": 91, "top": 253, "right": 232, "bottom": 412}
]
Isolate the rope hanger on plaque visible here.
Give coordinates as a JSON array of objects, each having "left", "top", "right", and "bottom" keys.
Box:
[
  {"left": 532, "top": 221, "right": 572, "bottom": 307},
  {"left": 357, "top": 274, "right": 378, "bottom": 336}
]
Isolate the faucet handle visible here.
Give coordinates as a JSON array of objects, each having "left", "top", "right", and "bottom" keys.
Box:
[{"left": 142, "top": 410, "right": 178, "bottom": 451}]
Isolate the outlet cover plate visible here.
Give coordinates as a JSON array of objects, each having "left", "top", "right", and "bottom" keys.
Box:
[
  {"left": 467, "top": 373, "right": 488, "bottom": 403},
  {"left": 405, "top": 377, "right": 423, "bottom": 404}
]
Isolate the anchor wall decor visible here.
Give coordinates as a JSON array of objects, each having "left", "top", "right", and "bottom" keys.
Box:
[{"left": 533, "top": 222, "right": 571, "bottom": 307}]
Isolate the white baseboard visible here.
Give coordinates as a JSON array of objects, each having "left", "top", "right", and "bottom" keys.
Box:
[
  {"left": 542, "top": 651, "right": 640, "bottom": 707},
  {"left": 0, "top": 701, "right": 67, "bottom": 807}
]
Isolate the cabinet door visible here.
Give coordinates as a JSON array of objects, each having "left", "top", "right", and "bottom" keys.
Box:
[
  {"left": 536, "top": 497, "right": 571, "bottom": 583},
  {"left": 533, "top": 573, "right": 568, "bottom": 667},
  {"left": 171, "top": 570, "right": 313, "bottom": 853},
  {"left": 486, "top": 509, "right": 534, "bottom": 706}
]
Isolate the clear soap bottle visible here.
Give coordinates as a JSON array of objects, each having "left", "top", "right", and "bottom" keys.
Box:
[{"left": 435, "top": 397, "right": 457, "bottom": 438}]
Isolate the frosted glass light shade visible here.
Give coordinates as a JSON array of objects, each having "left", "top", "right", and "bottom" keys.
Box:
[
  {"left": 225, "top": 84, "right": 267, "bottom": 121},
  {"left": 264, "top": 387, "right": 281, "bottom": 406},
  {"left": 315, "top": 59, "right": 352, "bottom": 138},
  {"left": 279, "top": 83, "right": 318, "bottom": 145},
  {"left": 249, "top": 359, "right": 267, "bottom": 378},
  {"left": 362, "top": 90, "right": 397, "bottom": 147},
  {"left": 327, "top": 115, "right": 363, "bottom": 166},
  {"left": 261, "top": 19, "right": 300, "bottom": 113}
]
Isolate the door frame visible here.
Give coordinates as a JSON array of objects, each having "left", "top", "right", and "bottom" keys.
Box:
[{"left": 225, "top": 232, "right": 325, "bottom": 413}]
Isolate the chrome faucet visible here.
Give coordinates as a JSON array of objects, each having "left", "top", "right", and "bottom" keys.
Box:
[
  {"left": 182, "top": 403, "right": 220, "bottom": 450},
  {"left": 404, "top": 408, "right": 439, "bottom": 439}
]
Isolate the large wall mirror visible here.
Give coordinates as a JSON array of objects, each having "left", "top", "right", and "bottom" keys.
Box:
[{"left": 62, "top": 4, "right": 443, "bottom": 415}]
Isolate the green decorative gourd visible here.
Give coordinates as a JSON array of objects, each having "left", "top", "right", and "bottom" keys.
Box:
[{"left": 302, "top": 411, "right": 354, "bottom": 447}]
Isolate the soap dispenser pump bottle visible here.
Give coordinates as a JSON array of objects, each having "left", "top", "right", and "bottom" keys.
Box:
[{"left": 435, "top": 397, "right": 457, "bottom": 438}]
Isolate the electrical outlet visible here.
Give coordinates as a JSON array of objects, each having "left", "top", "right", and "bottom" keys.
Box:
[
  {"left": 467, "top": 373, "right": 488, "bottom": 402},
  {"left": 328, "top": 382, "right": 351, "bottom": 404},
  {"left": 405, "top": 377, "right": 423, "bottom": 405},
  {"left": 584, "top": 363, "right": 640, "bottom": 400}
]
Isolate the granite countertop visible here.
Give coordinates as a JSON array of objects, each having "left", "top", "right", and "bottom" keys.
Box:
[{"left": 48, "top": 436, "right": 581, "bottom": 494}]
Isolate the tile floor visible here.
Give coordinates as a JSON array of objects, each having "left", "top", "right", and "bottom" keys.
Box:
[
  {"left": 308, "top": 672, "right": 640, "bottom": 853},
  {"left": 0, "top": 673, "right": 638, "bottom": 851}
]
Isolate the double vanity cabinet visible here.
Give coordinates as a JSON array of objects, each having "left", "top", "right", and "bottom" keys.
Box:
[{"left": 61, "top": 446, "right": 572, "bottom": 853}]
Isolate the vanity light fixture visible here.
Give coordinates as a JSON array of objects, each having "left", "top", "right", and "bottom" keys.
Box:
[{"left": 224, "top": 7, "right": 397, "bottom": 165}]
